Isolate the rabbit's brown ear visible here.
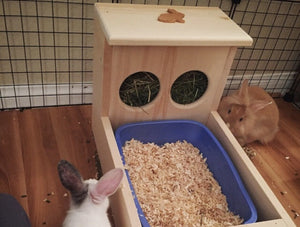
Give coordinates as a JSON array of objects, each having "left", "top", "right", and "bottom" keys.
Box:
[
  {"left": 57, "top": 160, "right": 88, "bottom": 204},
  {"left": 238, "top": 79, "right": 250, "bottom": 105},
  {"left": 226, "top": 95, "right": 242, "bottom": 105}
]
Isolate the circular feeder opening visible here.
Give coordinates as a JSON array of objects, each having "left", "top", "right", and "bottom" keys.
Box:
[
  {"left": 171, "top": 70, "right": 208, "bottom": 105},
  {"left": 119, "top": 71, "right": 160, "bottom": 107}
]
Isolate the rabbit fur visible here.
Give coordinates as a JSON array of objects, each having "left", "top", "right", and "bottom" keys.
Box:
[
  {"left": 218, "top": 79, "right": 279, "bottom": 146},
  {"left": 57, "top": 160, "right": 123, "bottom": 227}
]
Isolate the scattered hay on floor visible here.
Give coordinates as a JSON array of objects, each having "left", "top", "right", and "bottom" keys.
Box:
[{"left": 243, "top": 146, "right": 256, "bottom": 159}]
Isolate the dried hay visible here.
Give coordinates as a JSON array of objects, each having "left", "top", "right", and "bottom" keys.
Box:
[{"left": 119, "top": 71, "right": 208, "bottom": 106}]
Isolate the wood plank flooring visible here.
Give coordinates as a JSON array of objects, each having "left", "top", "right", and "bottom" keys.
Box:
[
  {"left": 248, "top": 99, "right": 300, "bottom": 226},
  {"left": 0, "top": 106, "right": 97, "bottom": 226},
  {"left": 0, "top": 99, "right": 299, "bottom": 226}
]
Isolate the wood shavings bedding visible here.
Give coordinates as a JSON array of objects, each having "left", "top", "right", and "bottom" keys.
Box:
[{"left": 123, "top": 139, "right": 243, "bottom": 227}]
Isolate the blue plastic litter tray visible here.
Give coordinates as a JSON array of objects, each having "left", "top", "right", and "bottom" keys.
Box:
[{"left": 115, "top": 120, "right": 257, "bottom": 226}]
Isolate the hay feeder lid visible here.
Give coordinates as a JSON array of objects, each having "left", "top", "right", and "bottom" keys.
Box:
[{"left": 94, "top": 3, "right": 253, "bottom": 46}]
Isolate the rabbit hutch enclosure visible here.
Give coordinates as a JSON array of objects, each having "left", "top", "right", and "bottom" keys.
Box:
[
  {"left": 0, "top": 0, "right": 299, "bottom": 227},
  {"left": 91, "top": 2, "right": 296, "bottom": 227}
]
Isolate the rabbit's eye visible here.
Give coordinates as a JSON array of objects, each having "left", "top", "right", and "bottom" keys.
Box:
[
  {"left": 228, "top": 109, "right": 231, "bottom": 114},
  {"left": 239, "top": 117, "right": 244, "bottom": 122}
]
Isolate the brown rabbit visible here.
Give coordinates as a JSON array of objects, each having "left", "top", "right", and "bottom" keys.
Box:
[{"left": 218, "top": 79, "right": 279, "bottom": 146}]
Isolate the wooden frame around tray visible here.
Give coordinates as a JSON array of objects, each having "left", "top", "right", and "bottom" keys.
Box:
[{"left": 92, "top": 3, "right": 295, "bottom": 226}]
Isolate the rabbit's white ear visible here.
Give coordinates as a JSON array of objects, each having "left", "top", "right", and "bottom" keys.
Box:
[{"left": 90, "top": 168, "right": 123, "bottom": 204}]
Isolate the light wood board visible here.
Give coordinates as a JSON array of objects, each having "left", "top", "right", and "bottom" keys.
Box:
[{"left": 95, "top": 3, "right": 253, "bottom": 46}]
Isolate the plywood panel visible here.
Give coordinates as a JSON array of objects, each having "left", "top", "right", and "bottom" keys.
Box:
[
  {"left": 95, "top": 3, "right": 253, "bottom": 46},
  {"left": 93, "top": 19, "right": 238, "bottom": 129},
  {"left": 91, "top": 114, "right": 141, "bottom": 227}
]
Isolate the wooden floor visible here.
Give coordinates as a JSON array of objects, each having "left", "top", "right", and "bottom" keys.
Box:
[
  {"left": 0, "top": 99, "right": 299, "bottom": 226},
  {"left": 248, "top": 99, "right": 300, "bottom": 226},
  {"left": 0, "top": 105, "right": 97, "bottom": 226}
]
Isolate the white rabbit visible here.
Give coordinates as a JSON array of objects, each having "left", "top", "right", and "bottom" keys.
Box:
[
  {"left": 57, "top": 160, "right": 123, "bottom": 227},
  {"left": 218, "top": 79, "right": 279, "bottom": 146}
]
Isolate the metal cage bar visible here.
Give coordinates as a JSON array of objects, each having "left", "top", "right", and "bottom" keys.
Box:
[{"left": 0, "top": 0, "right": 299, "bottom": 110}]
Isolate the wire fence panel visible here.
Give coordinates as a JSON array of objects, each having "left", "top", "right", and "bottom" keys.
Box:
[
  {"left": 0, "top": 0, "right": 95, "bottom": 109},
  {"left": 0, "top": 0, "right": 299, "bottom": 110},
  {"left": 227, "top": 0, "right": 300, "bottom": 96}
]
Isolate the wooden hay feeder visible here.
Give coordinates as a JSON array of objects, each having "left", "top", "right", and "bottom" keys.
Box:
[{"left": 92, "top": 3, "right": 295, "bottom": 227}]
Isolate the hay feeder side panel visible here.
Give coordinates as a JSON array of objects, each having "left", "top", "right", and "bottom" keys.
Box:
[{"left": 92, "top": 3, "right": 295, "bottom": 227}]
